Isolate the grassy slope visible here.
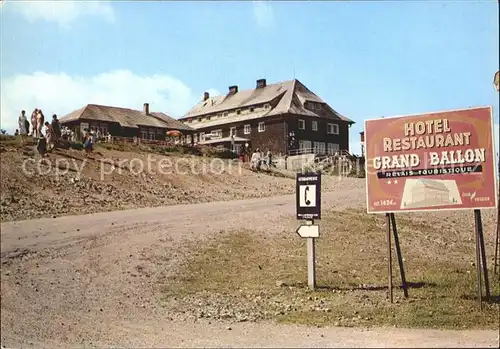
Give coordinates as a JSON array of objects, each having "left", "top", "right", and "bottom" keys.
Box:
[{"left": 161, "top": 208, "right": 499, "bottom": 329}]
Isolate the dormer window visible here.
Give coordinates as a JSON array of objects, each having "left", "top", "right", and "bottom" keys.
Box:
[
  {"left": 264, "top": 103, "right": 271, "bottom": 109},
  {"left": 315, "top": 103, "right": 322, "bottom": 110}
]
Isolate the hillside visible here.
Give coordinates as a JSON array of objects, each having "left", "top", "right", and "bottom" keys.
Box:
[{"left": 0, "top": 136, "right": 353, "bottom": 222}]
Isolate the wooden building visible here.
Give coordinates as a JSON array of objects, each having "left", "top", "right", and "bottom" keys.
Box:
[
  {"left": 179, "top": 79, "right": 355, "bottom": 155},
  {"left": 59, "top": 103, "right": 194, "bottom": 141}
]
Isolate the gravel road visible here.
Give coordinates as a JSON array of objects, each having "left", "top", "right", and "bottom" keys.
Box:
[{"left": 1, "top": 178, "right": 498, "bottom": 348}]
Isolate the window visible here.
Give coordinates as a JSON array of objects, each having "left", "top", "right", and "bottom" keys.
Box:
[
  {"left": 217, "top": 113, "right": 222, "bottom": 118},
  {"left": 298, "top": 119, "right": 305, "bottom": 130},
  {"left": 186, "top": 135, "right": 192, "bottom": 143},
  {"left": 193, "top": 134, "right": 198, "bottom": 143},
  {"left": 312, "top": 121, "right": 318, "bottom": 131},
  {"left": 328, "top": 143, "right": 340, "bottom": 155},
  {"left": 198, "top": 117, "right": 203, "bottom": 122},
  {"left": 264, "top": 103, "right": 271, "bottom": 109},
  {"left": 298, "top": 140, "right": 312, "bottom": 153},
  {"left": 140, "top": 131, "right": 147, "bottom": 139},
  {"left": 244, "top": 124, "right": 251, "bottom": 134},
  {"left": 315, "top": 103, "right": 322, "bottom": 111},
  {"left": 223, "top": 112, "right": 229, "bottom": 117},
  {"left": 236, "top": 109, "right": 241, "bottom": 115},
  {"left": 249, "top": 107, "right": 255, "bottom": 112},
  {"left": 313, "top": 141, "right": 326, "bottom": 155},
  {"left": 327, "top": 123, "right": 339, "bottom": 135},
  {"left": 99, "top": 126, "right": 108, "bottom": 135},
  {"left": 207, "top": 115, "right": 212, "bottom": 120},
  {"left": 230, "top": 127, "right": 237, "bottom": 137},
  {"left": 200, "top": 132, "right": 206, "bottom": 141},
  {"left": 211, "top": 129, "right": 222, "bottom": 139},
  {"left": 258, "top": 122, "right": 265, "bottom": 132}
]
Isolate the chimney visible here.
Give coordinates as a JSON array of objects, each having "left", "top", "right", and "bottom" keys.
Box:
[
  {"left": 256, "top": 79, "right": 266, "bottom": 88},
  {"left": 203, "top": 92, "right": 210, "bottom": 101},
  {"left": 143, "top": 103, "right": 149, "bottom": 115},
  {"left": 228, "top": 85, "right": 238, "bottom": 94}
]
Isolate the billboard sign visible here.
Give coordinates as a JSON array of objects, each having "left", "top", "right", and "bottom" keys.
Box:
[{"left": 365, "top": 106, "right": 497, "bottom": 213}]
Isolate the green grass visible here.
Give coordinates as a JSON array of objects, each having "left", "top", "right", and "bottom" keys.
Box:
[{"left": 160, "top": 208, "right": 500, "bottom": 329}]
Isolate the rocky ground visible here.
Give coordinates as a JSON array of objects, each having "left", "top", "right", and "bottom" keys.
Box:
[{"left": 0, "top": 139, "right": 347, "bottom": 222}]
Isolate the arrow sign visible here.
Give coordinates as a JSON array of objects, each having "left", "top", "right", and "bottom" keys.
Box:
[{"left": 296, "top": 224, "right": 320, "bottom": 238}]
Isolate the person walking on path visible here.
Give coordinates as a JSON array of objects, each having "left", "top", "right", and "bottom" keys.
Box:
[{"left": 18, "top": 110, "right": 28, "bottom": 145}]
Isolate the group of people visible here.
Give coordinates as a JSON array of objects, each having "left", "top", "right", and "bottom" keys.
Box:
[
  {"left": 250, "top": 148, "right": 274, "bottom": 171},
  {"left": 17, "top": 109, "right": 62, "bottom": 156}
]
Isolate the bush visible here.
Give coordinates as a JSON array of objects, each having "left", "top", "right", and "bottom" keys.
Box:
[
  {"left": 159, "top": 145, "right": 203, "bottom": 156},
  {"left": 203, "top": 147, "right": 237, "bottom": 159}
]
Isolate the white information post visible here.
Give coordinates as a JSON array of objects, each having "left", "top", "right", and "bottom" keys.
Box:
[{"left": 296, "top": 172, "right": 321, "bottom": 290}]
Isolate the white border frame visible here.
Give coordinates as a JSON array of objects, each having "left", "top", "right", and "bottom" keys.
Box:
[{"left": 364, "top": 105, "right": 498, "bottom": 214}]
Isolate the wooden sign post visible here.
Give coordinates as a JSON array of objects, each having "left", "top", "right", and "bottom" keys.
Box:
[{"left": 386, "top": 213, "right": 409, "bottom": 302}]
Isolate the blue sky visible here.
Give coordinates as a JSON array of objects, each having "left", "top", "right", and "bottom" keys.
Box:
[{"left": 1, "top": 0, "right": 499, "bottom": 155}]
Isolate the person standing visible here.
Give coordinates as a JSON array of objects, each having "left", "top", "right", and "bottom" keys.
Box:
[
  {"left": 266, "top": 149, "right": 273, "bottom": 168},
  {"left": 44, "top": 121, "right": 55, "bottom": 151},
  {"left": 25, "top": 118, "right": 30, "bottom": 139},
  {"left": 18, "top": 110, "right": 28, "bottom": 144},
  {"left": 30, "top": 109, "right": 38, "bottom": 137},
  {"left": 81, "top": 128, "right": 93, "bottom": 157},
  {"left": 37, "top": 135, "right": 47, "bottom": 157},
  {"left": 36, "top": 109, "right": 44, "bottom": 138},
  {"left": 51, "top": 114, "right": 61, "bottom": 146}
]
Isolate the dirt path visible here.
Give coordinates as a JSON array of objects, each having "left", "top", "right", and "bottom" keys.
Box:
[{"left": 1, "top": 180, "right": 498, "bottom": 348}]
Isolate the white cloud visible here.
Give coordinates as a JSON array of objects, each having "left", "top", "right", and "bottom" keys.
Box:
[
  {"left": 0, "top": 70, "right": 214, "bottom": 133},
  {"left": 252, "top": 1, "right": 274, "bottom": 28},
  {"left": 5, "top": 0, "right": 115, "bottom": 27},
  {"left": 204, "top": 88, "right": 222, "bottom": 99}
]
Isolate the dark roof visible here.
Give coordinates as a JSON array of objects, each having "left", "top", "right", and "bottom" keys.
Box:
[
  {"left": 59, "top": 104, "right": 194, "bottom": 131},
  {"left": 149, "top": 112, "right": 194, "bottom": 131},
  {"left": 180, "top": 79, "right": 354, "bottom": 129}
]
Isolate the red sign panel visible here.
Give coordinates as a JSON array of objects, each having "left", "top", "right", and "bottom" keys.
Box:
[{"left": 365, "top": 106, "right": 498, "bottom": 213}]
